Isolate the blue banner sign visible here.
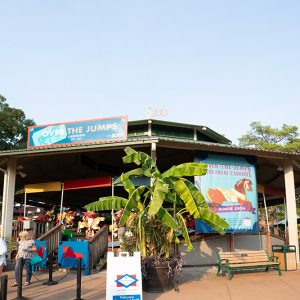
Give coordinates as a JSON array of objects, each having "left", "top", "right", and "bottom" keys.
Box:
[
  {"left": 27, "top": 116, "right": 127, "bottom": 149},
  {"left": 195, "top": 152, "right": 258, "bottom": 233}
]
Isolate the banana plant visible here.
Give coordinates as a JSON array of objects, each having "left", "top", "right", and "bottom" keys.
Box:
[{"left": 85, "top": 146, "right": 229, "bottom": 258}]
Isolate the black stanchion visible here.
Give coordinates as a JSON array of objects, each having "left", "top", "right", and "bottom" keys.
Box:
[
  {"left": 13, "top": 258, "right": 28, "bottom": 300},
  {"left": 0, "top": 274, "right": 8, "bottom": 300},
  {"left": 74, "top": 258, "right": 83, "bottom": 300},
  {"left": 43, "top": 251, "right": 58, "bottom": 286}
]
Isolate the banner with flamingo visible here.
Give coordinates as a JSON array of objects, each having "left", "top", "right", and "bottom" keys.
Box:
[{"left": 195, "top": 152, "right": 258, "bottom": 233}]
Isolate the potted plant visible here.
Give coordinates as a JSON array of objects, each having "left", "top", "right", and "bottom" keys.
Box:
[
  {"left": 85, "top": 146, "right": 229, "bottom": 292},
  {"left": 4, "top": 236, "right": 18, "bottom": 270}
]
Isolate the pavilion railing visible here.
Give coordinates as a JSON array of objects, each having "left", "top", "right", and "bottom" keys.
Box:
[
  {"left": 89, "top": 225, "right": 108, "bottom": 273},
  {"left": 37, "top": 223, "right": 63, "bottom": 254},
  {"left": 269, "top": 226, "right": 286, "bottom": 241},
  {"left": 12, "top": 220, "right": 56, "bottom": 241}
]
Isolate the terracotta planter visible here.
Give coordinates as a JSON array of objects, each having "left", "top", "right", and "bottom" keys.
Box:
[{"left": 142, "top": 261, "right": 176, "bottom": 293}]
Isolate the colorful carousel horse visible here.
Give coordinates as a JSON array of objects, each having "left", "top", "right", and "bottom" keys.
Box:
[{"left": 206, "top": 178, "right": 253, "bottom": 211}]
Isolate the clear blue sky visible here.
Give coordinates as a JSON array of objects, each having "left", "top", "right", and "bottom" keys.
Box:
[{"left": 1, "top": 1, "right": 299, "bottom": 144}]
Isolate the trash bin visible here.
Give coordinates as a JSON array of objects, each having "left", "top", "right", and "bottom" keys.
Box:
[{"left": 272, "top": 245, "right": 297, "bottom": 271}]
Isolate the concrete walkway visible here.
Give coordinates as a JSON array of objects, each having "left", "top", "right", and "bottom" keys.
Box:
[{"left": 4, "top": 266, "right": 300, "bottom": 300}]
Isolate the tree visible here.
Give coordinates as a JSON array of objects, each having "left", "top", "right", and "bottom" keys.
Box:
[
  {"left": 240, "top": 122, "right": 300, "bottom": 222},
  {"left": 239, "top": 122, "right": 300, "bottom": 153},
  {"left": 85, "top": 147, "right": 228, "bottom": 258},
  {"left": 0, "top": 95, "right": 36, "bottom": 150}
]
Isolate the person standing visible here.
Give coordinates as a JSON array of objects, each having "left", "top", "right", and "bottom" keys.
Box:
[
  {"left": 11, "top": 231, "right": 36, "bottom": 287},
  {"left": 0, "top": 237, "right": 7, "bottom": 276}
]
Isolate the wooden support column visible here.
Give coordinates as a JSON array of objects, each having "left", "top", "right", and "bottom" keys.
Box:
[
  {"left": 4, "top": 158, "right": 17, "bottom": 239},
  {"left": 227, "top": 235, "right": 234, "bottom": 251},
  {"left": 0, "top": 167, "right": 8, "bottom": 239},
  {"left": 151, "top": 142, "right": 157, "bottom": 163},
  {"left": 1, "top": 157, "right": 17, "bottom": 240},
  {"left": 284, "top": 160, "right": 299, "bottom": 263}
]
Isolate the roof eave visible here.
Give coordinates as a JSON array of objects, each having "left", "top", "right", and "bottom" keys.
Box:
[{"left": 129, "top": 119, "right": 232, "bottom": 144}]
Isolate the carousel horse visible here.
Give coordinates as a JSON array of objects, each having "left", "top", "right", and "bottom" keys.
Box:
[
  {"left": 206, "top": 178, "right": 253, "bottom": 211},
  {"left": 77, "top": 211, "right": 105, "bottom": 234},
  {"left": 65, "top": 211, "right": 77, "bottom": 228},
  {"left": 90, "top": 216, "right": 105, "bottom": 231},
  {"left": 84, "top": 211, "right": 97, "bottom": 228},
  {"left": 77, "top": 220, "right": 88, "bottom": 234},
  {"left": 56, "top": 211, "right": 67, "bottom": 224}
]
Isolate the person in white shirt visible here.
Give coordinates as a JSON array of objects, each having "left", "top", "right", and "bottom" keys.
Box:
[
  {"left": 10, "top": 231, "right": 36, "bottom": 287},
  {"left": 0, "top": 237, "right": 7, "bottom": 276}
]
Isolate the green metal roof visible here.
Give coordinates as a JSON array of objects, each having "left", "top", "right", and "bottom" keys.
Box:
[
  {"left": 0, "top": 136, "right": 299, "bottom": 162},
  {"left": 129, "top": 119, "right": 231, "bottom": 144},
  {"left": 0, "top": 119, "right": 299, "bottom": 162}
]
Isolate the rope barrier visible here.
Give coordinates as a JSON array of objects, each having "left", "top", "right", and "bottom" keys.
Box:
[{"left": 30, "top": 252, "right": 78, "bottom": 284}]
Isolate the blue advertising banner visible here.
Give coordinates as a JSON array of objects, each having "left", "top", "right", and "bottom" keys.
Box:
[
  {"left": 27, "top": 116, "right": 127, "bottom": 149},
  {"left": 195, "top": 153, "right": 258, "bottom": 233}
]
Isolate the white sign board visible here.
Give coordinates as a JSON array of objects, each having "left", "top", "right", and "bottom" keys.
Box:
[{"left": 106, "top": 252, "right": 143, "bottom": 300}]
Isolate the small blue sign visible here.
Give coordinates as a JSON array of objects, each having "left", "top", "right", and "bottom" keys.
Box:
[
  {"left": 27, "top": 116, "right": 127, "bottom": 149},
  {"left": 57, "top": 241, "right": 90, "bottom": 275},
  {"left": 33, "top": 240, "right": 48, "bottom": 269},
  {"left": 113, "top": 295, "right": 141, "bottom": 300}
]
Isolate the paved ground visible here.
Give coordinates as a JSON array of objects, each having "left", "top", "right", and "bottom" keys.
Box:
[{"left": 3, "top": 265, "right": 300, "bottom": 300}]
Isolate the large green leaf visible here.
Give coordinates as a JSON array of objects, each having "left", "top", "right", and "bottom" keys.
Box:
[
  {"left": 162, "top": 163, "right": 207, "bottom": 179},
  {"left": 181, "top": 178, "right": 209, "bottom": 210},
  {"left": 141, "top": 163, "right": 152, "bottom": 177},
  {"left": 198, "top": 209, "right": 229, "bottom": 234},
  {"left": 162, "top": 179, "right": 182, "bottom": 205},
  {"left": 164, "top": 191, "right": 178, "bottom": 204},
  {"left": 156, "top": 207, "right": 178, "bottom": 230},
  {"left": 84, "top": 196, "right": 128, "bottom": 211},
  {"left": 123, "top": 148, "right": 142, "bottom": 165},
  {"left": 113, "top": 176, "right": 122, "bottom": 185},
  {"left": 113, "top": 168, "right": 144, "bottom": 185},
  {"left": 120, "top": 186, "right": 145, "bottom": 226},
  {"left": 172, "top": 178, "right": 199, "bottom": 217},
  {"left": 176, "top": 213, "right": 193, "bottom": 251},
  {"left": 172, "top": 179, "right": 228, "bottom": 234},
  {"left": 123, "top": 147, "right": 157, "bottom": 173},
  {"left": 148, "top": 179, "right": 169, "bottom": 215},
  {"left": 120, "top": 173, "right": 135, "bottom": 196},
  {"left": 124, "top": 146, "right": 137, "bottom": 156}
]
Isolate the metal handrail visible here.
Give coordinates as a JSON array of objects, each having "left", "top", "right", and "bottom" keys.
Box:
[
  {"left": 32, "top": 221, "right": 55, "bottom": 239},
  {"left": 37, "top": 223, "right": 63, "bottom": 254}
]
